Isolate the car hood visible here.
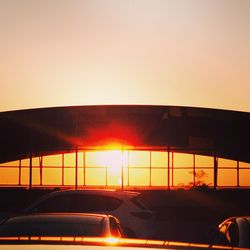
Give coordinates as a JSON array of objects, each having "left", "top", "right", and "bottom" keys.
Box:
[{"left": 0, "top": 237, "right": 240, "bottom": 250}]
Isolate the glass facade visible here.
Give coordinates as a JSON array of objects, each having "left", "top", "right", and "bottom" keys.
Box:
[{"left": 0, "top": 149, "right": 249, "bottom": 189}]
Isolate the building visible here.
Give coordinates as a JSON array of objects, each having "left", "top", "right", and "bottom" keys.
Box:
[{"left": 0, "top": 105, "right": 249, "bottom": 189}]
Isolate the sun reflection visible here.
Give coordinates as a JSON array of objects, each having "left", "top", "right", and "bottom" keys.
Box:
[
  {"left": 107, "top": 150, "right": 122, "bottom": 173},
  {"left": 105, "top": 149, "right": 128, "bottom": 186},
  {"left": 105, "top": 237, "right": 120, "bottom": 244}
]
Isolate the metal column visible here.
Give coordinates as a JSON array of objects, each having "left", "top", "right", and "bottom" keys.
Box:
[
  {"left": 237, "top": 161, "right": 240, "bottom": 187},
  {"left": 29, "top": 153, "right": 32, "bottom": 190},
  {"left": 167, "top": 147, "right": 170, "bottom": 190},
  {"left": 149, "top": 150, "right": 152, "bottom": 187},
  {"left": 75, "top": 148, "right": 78, "bottom": 189},
  {"left": 83, "top": 151, "right": 86, "bottom": 187},
  {"left": 193, "top": 154, "right": 196, "bottom": 187},
  {"left": 171, "top": 151, "right": 174, "bottom": 187},
  {"left": 18, "top": 159, "right": 21, "bottom": 186},
  {"left": 39, "top": 156, "right": 43, "bottom": 186},
  {"left": 121, "top": 149, "right": 124, "bottom": 190},
  {"left": 214, "top": 156, "right": 218, "bottom": 190},
  {"left": 62, "top": 154, "right": 64, "bottom": 186}
]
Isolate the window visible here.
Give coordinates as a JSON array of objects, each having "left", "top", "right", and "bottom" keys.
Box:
[
  {"left": 214, "top": 221, "right": 239, "bottom": 247},
  {"left": 227, "top": 222, "right": 239, "bottom": 247},
  {"left": 109, "top": 217, "right": 123, "bottom": 237},
  {"left": 131, "top": 196, "right": 148, "bottom": 210},
  {"left": 69, "top": 194, "right": 123, "bottom": 212},
  {"left": 214, "top": 224, "right": 230, "bottom": 246},
  {"left": 31, "top": 195, "right": 71, "bottom": 212}
]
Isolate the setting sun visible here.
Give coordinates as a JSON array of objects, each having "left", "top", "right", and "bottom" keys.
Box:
[{"left": 106, "top": 150, "right": 123, "bottom": 173}]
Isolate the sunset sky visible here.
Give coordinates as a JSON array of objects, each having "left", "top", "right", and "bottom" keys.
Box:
[{"left": 0, "top": 0, "right": 249, "bottom": 112}]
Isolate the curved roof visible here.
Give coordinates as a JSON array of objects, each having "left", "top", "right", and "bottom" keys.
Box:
[{"left": 0, "top": 105, "right": 249, "bottom": 163}]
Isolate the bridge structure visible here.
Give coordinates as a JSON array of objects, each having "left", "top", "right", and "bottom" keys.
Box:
[{"left": 0, "top": 105, "right": 249, "bottom": 189}]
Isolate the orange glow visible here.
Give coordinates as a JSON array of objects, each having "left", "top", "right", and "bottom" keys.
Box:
[
  {"left": 83, "top": 122, "right": 142, "bottom": 147},
  {"left": 105, "top": 237, "right": 120, "bottom": 244}
]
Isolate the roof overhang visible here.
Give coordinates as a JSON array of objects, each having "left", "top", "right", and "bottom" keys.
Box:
[{"left": 0, "top": 105, "right": 249, "bottom": 163}]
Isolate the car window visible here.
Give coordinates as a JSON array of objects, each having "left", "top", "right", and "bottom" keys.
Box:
[
  {"left": 69, "top": 194, "right": 123, "bottom": 212},
  {"left": 29, "top": 194, "right": 122, "bottom": 213},
  {"left": 109, "top": 217, "right": 123, "bottom": 238},
  {"left": 213, "top": 224, "right": 230, "bottom": 246},
  {"left": 130, "top": 196, "right": 148, "bottom": 210},
  {"left": 213, "top": 221, "right": 239, "bottom": 247},
  {"left": 227, "top": 222, "right": 239, "bottom": 247},
  {"left": 30, "top": 195, "right": 71, "bottom": 212}
]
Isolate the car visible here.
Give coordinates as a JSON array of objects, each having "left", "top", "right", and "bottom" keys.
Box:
[
  {"left": 0, "top": 213, "right": 124, "bottom": 238},
  {"left": 210, "top": 216, "right": 250, "bottom": 248},
  {"left": 21, "top": 189, "right": 155, "bottom": 238}
]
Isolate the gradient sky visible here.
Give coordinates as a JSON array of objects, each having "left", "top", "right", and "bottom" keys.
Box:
[{"left": 0, "top": 0, "right": 249, "bottom": 112}]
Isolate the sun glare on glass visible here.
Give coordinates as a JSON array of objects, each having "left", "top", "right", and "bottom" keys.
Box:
[
  {"left": 105, "top": 149, "right": 128, "bottom": 186},
  {"left": 107, "top": 150, "right": 122, "bottom": 173}
]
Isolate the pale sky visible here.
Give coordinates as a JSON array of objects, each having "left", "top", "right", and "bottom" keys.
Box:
[{"left": 0, "top": 0, "right": 249, "bottom": 112}]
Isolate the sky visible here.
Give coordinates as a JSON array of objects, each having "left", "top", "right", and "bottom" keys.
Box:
[{"left": 0, "top": 0, "right": 250, "bottom": 112}]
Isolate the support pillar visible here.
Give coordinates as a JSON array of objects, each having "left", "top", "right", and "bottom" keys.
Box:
[
  {"left": 214, "top": 156, "right": 218, "bottom": 190},
  {"left": 167, "top": 147, "right": 170, "bottom": 190},
  {"left": 75, "top": 148, "right": 78, "bottom": 189},
  {"left": 29, "top": 153, "right": 32, "bottom": 190}
]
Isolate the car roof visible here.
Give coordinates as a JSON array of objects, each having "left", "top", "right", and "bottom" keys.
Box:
[
  {"left": 4, "top": 213, "right": 111, "bottom": 225},
  {"left": 235, "top": 216, "right": 250, "bottom": 224},
  {"left": 38, "top": 189, "right": 139, "bottom": 199},
  {"left": 222, "top": 216, "right": 250, "bottom": 222}
]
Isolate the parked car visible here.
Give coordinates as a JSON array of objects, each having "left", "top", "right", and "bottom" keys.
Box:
[
  {"left": 21, "top": 189, "right": 155, "bottom": 238},
  {"left": 0, "top": 213, "right": 124, "bottom": 238},
  {"left": 210, "top": 216, "right": 250, "bottom": 248}
]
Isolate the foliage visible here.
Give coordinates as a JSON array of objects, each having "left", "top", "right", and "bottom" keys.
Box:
[{"left": 189, "top": 170, "right": 210, "bottom": 189}]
